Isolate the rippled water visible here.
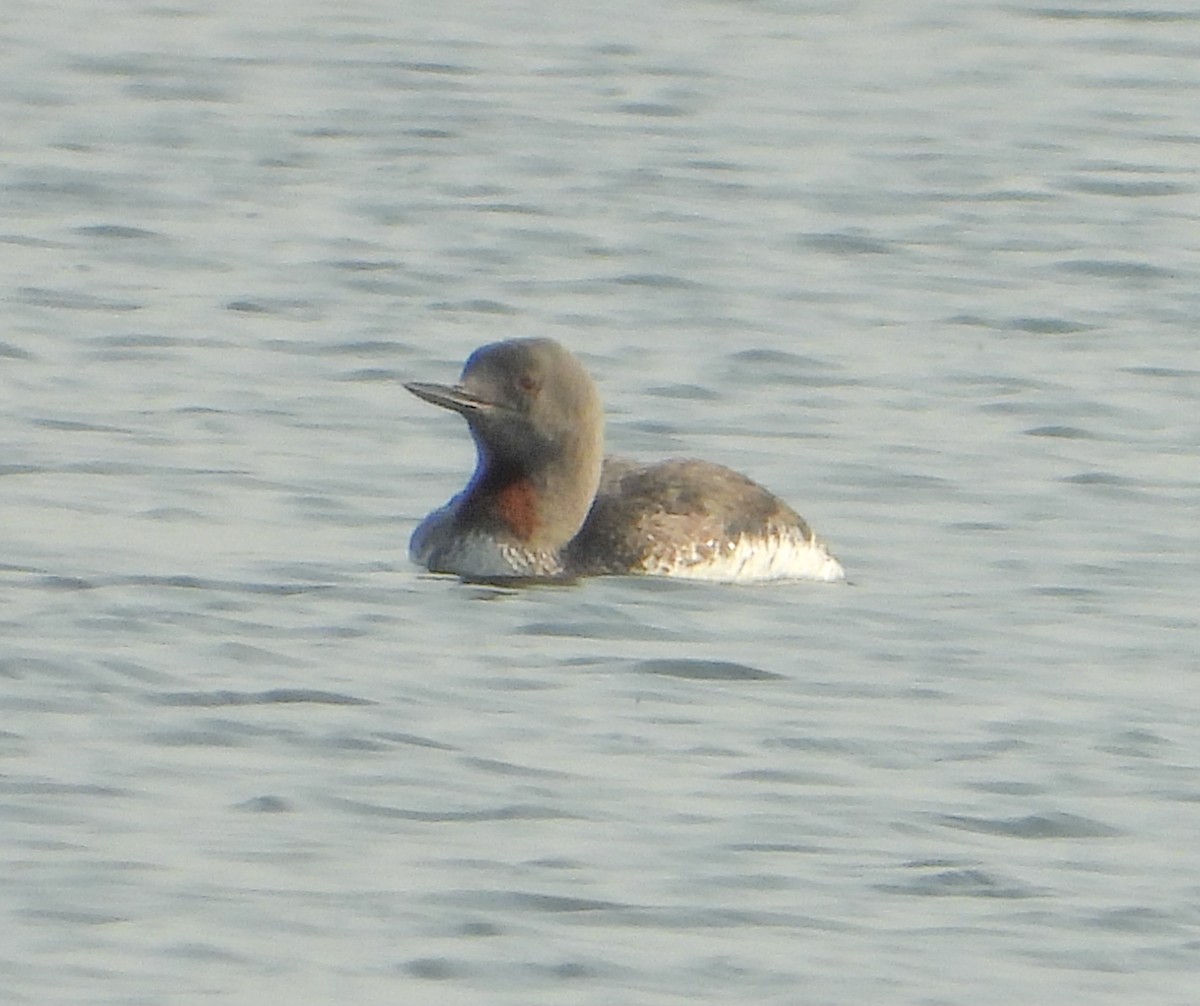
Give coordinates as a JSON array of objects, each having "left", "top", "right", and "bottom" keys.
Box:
[{"left": 3, "top": 1, "right": 1199, "bottom": 1003}]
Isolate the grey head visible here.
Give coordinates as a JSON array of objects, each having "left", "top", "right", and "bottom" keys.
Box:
[{"left": 406, "top": 338, "right": 605, "bottom": 552}]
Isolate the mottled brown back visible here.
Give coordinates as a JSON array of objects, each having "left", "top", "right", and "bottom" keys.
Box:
[{"left": 568, "top": 457, "right": 811, "bottom": 575}]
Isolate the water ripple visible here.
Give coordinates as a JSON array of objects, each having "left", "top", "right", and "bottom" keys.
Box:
[
  {"left": 151, "top": 689, "right": 375, "bottom": 708},
  {"left": 633, "top": 659, "right": 783, "bottom": 681},
  {"left": 935, "top": 812, "right": 1123, "bottom": 839}
]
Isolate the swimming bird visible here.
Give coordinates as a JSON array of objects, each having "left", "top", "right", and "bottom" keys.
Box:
[{"left": 406, "top": 338, "right": 843, "bottom": 583}]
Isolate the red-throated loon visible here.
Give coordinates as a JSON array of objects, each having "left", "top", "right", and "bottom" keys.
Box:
[{"left": 406, "top": 338, "right": 844, "bottom": 583}]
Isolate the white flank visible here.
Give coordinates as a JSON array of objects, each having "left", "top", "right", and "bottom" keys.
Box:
[{"left": 641, "top": 529, "right": 846, "bottom": 584}]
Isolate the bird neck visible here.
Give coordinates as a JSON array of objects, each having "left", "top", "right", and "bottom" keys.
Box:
[{"left": 460, "top": 439, "right": 602, "bottom": 554}]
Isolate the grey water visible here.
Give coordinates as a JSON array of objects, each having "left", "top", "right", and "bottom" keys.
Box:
[{"left": 2, "top": 1, "right": 1199, "bottom": 1003}]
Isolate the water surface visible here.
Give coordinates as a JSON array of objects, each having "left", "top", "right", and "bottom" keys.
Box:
[{"left": 2, "top": 1, "right": 1199, "bottom": 1004}]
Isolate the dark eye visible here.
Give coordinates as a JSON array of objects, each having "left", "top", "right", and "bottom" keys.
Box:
[{"left": 517, "top": 374, "right": 538, "bottom": 392}]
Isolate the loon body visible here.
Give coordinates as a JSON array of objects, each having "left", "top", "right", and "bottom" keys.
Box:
[{"left": 407, "top": 339, "right": 843, "bottom": 584}]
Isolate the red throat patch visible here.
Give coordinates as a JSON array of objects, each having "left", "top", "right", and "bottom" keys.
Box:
[{"left": 495, "top": 478, "right": 540, "bottom": 542}]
